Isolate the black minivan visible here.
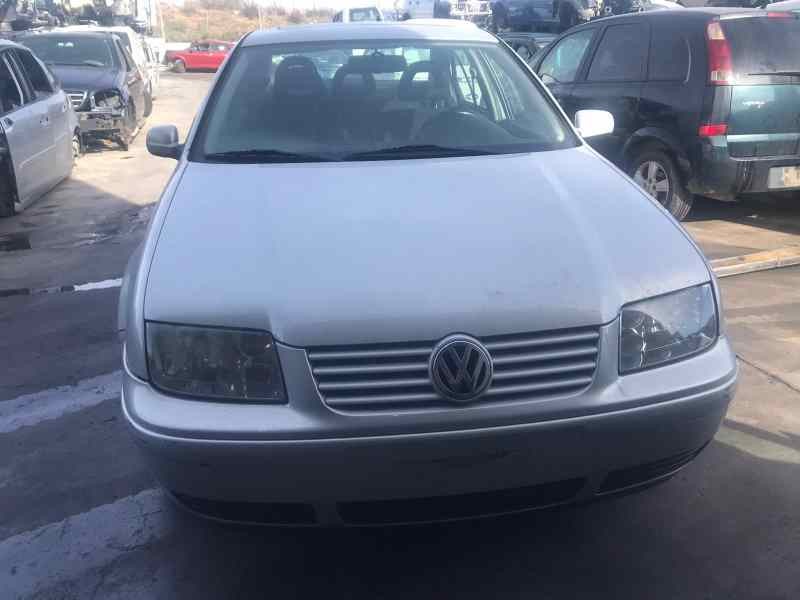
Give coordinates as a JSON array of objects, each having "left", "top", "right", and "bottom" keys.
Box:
[{"left": 531, "top": 8, "right": 800, "bottom": 219}]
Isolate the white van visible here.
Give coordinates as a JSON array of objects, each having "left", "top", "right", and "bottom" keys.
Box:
[
  {"left": 397, "top": 0, "right": 438, "bottom": 19},
  {"left": 332, "top": 6, "right": 384, "bottom": 22}
]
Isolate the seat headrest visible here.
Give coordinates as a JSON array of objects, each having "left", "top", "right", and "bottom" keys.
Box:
[{"left": 274, "top": 56, "right": 325, "bottom": 100}]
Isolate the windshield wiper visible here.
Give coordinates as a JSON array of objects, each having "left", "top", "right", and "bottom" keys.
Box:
[
  {"left": 203, "top": 149, "right": 333, "bottom": 163},
  {"left": 344, "top": 144, "right": 497, "bottom": 161}
]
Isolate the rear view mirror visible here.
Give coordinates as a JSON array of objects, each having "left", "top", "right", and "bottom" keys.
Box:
[
  {"left": 574, "top": 110, "right": 614, "bottom": 138},
  {"left": 147, "top": 125, "right": 182, "bottom": 159}
]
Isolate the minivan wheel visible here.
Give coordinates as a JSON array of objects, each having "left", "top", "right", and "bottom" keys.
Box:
[
  {"left": 629, "top": 150, "right": 693, "bottom": 220},
  {"left": 173, "top": 59, "right": 186, "bottom": 73},
  {"left": 143, "top": 86, "right": 153, "bottom": 117}
]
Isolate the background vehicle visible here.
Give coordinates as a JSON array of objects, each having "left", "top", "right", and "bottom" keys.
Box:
[
  {"left": 166, "top": 40, "right": 232, "bottom": 73},
  {"left": 62, "top": 25, "right": 154, "bottom": 112},
  {"left": 498, "top": 31, "right": 556, "bottom": 62},
  {"left": 490, "top": 0, "right": 602, "bottom": 33},
  {"left": 332, "top": 6, "right": 384, "bottom": 22},
  {"left": 141, "top": 38, "right": 159, "bottom": 99},
  {"left": 397, "top": 0, "right": 454, "bottom": 19},
  {"left": 532, "top": 9, "right": 800, "bottom": 219},
  {"left": 19, "top": 31, "right": 147, "bottom": 150},
  {"left": 0, "top": 39, "right": 77, "bottom": 217}
]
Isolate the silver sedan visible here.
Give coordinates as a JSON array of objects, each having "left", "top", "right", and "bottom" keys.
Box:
[
  {"left": 0, "top": 39, "right": 78, "bottom": 217},
  {"left": 120, "top": 21, "right": 737, "bottom": 525}
]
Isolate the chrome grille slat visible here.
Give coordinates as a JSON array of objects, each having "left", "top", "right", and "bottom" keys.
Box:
[
  {"left": 492, "top": 346, "right": 598, "bottom": 366},
  {"left": 491, "top": 360, "right": 597, "bottom": 381},
  {"left": 308, "top": 326, "right": 601, "bottom": 413}
]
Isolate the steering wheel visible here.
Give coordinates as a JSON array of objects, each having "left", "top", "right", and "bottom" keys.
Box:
[{"left": 415, "top": 106, "right": 513, "bottom": 146}]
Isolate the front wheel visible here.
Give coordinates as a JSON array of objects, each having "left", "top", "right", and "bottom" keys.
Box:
[
  {"left": 71, "top": 131, "right": 82, "bottom": 162},
  {"left": 628, "top": 149, "right": 694, "bottom": 220},
  {"left": 143, "top": 86, "right": 153, "bottom": 117},
  {"left": 172, "top": 59, "right": 186, "bottom": 73},
  {"left": 116, "top": 101, "right": 136, "bottom": 151},
  {"left": 0, "top": 157, "right": 17, "bottom": 217}
]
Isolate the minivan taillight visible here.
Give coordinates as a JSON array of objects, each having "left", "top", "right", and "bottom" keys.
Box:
[
  {"left": 698, "top": 123, "right": 728, "bottom": 137},
  {"left": 706, "top": 21, "right": 733, "bottom": 85}
]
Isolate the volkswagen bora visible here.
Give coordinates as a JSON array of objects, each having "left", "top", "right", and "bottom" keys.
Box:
[{"left": 120, "top": 21, "right": 737, "bottom": 525}]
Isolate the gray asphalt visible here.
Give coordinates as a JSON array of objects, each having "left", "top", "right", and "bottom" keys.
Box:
[{"left": 1, "top": 73, "right": 799, "bottom": 600}]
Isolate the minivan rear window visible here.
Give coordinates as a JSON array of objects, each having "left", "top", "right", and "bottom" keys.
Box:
[{"left": 722, "top": 15, "right": 800, "bottom": 78}]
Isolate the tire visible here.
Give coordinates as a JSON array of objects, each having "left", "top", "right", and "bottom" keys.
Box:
[
  {"left": 0, "top": 158, "right": 16, "bottom": 217},
  {"left": 143, "top": 86, "right": 153, "bottom": 118},
  {"left": 558, "top": 3, "right": 579, "bottom": 32},
  {"left": 628, "top": 148, "right": 694, "bottom": 221},
  {"left": 172, "top": 59, "right": 186, "bottom": 73},
  {"left": 117, "top": 101, "right": 136, "bottom": 151},
  {"left": 71, "top": 131, "right": 82, "bottom": 167}
]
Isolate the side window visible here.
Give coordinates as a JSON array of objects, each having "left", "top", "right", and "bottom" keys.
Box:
[
  {"left": 333, "top": 11, "right": 342, "bottom": 22},
  {"left": 587, "top": 24, "right": 649, "bottom": 82},
  {"left": 14, "top": 49, "right": 53, "bottom": 97},
  {"left": 648, "top": 29, "right": 689, "bottom": 82},
  {"left": 0, "top": 54, "right": 24, "bottom": 113},
  {"left": 538, "top": 29, "right": 595, "bottom": 84}
]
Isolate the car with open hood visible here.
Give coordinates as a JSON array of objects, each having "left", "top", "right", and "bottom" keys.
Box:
[{"left": 119, "top": 21, "right": 737, "bottom": 526}]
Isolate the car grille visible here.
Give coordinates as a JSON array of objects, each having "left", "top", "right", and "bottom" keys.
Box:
[
  {"left": 308, "top": 326, "right": 600, "bottom": 413},
  {"left": 66, "top": 91, "right": 87, "bottom": 110}
]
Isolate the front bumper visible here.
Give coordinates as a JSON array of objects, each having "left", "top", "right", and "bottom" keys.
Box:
[
  {"left": 123, "top": 329, "right": 737, "bottom": 525},
  {"left": 77, "top": 110, "right": 126, "bottom": 138}
]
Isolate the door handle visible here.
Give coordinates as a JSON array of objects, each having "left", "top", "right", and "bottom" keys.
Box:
[{"left": 40, "top": 116, "right": 50, "bottom": 127}]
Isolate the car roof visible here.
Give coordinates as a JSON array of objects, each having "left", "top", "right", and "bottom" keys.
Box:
[
  {"left": 242, "top": 21, "right": 496, "bottom": 47},
  {"left": 582, "top": 6, "right": 768, "bottom": 26},
  {"left": 64, "top": 25, "right": 136, "bottom": 35},
  {"left": 16, "top": 29, "right": 116, "bottom": 39}
]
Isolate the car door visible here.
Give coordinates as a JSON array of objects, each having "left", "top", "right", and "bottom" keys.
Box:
[
  {"left": 0, "top": 50, "right": 51, "bottom": 206},
  {"left": 13, "top": 47, "right": 73, "bottom": 181},
  {"left": 569, "top": 22, "right": 649, "bottom": 165},
  {"left": 116, "top": 39, "right": 145, "bottom": 121},
  {"left": 535, "top": 27, "right": 597, "bottom": 121}
]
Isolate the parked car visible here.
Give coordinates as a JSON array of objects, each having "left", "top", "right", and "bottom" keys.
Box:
[
  {"left": 121, "top": 21, "right": 737, "bottom": 526},
  {"left": 490, "top": 0, "right": 603, "bottom": 33},
  {"left": 19, "top": 31, "right": 148, "bottom": 150},
  {"left": 166, "top": 40, "right": 233, "bottom": 73},
  {"left": 62, "top": 26, "right": 155, "bottom": 111},
  {"left": 141, "top": 38, "right": 160, "bottom": 100},
  {"left": 498, "top": 31, "right": 556, "bottom": 62},
  {"left": 332, "top": 6, "right": 384, "bottom": 21},
  {"left": 0, "top": 39, "right": 78, "bottom": 217},
  {"left": 532, "top": 9, "right": 800, "bottom": 219}
]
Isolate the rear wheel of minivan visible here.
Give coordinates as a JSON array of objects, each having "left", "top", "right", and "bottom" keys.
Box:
[{"left": 629, "top": 150, "right": 693, "bottom": 221}]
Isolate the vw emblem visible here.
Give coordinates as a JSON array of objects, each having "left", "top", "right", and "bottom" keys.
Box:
[{"left": 429, "top": 335, "right": 493, "bottom": 403}]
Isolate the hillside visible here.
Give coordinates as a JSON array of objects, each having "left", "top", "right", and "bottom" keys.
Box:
[{"left": 162, "top": 4, "right": 331, "bottom": 43}]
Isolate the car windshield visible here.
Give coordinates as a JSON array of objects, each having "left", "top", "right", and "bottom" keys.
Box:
[
  {"left": 193, "top": 40, "right": 577, "bottom": 163},
  {"left": 20, "top": 35, "right": 116, "bottom": 68}
]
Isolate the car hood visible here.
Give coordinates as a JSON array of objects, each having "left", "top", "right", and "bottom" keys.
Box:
[
  {"left": 50, "top": 65, "right": 120, "bottom": 92},
  {"left": 145, "top": 146, "right": 710, "bottom": 346}
]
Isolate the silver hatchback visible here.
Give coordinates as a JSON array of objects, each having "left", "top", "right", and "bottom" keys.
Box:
[{"left": 120, "top": 22, "right": 737, "bottom": 525}]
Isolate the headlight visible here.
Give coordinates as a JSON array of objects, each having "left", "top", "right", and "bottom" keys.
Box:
[
  {"left": 620, "top": 284, "right": 717, "bottom": 374},
  {"left": 146, "top": 322, "right": 286, "bottom": 402},
  {"left": 91, "top": 89, "right": 124, "bottom": 111}
]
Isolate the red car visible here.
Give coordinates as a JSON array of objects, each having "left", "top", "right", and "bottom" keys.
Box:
[{"left": 167, "top": 40, "right": 233, "bottom": 72}]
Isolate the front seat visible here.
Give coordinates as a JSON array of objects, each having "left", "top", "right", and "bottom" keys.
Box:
[{"left": 271, "top": 55, "right": 327, "bottom": 141}]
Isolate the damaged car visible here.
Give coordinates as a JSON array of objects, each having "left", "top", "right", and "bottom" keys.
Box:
[{"left": 19, "top": 30, "right": 148, "bottom": 150}]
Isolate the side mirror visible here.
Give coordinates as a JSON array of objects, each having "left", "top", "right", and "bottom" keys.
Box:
[
  {"left": 574, "top": 109, "right": 614, "bottom": 138},
  {"left": 147, "top": 125, "right": 182, "bottom": 159}
]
